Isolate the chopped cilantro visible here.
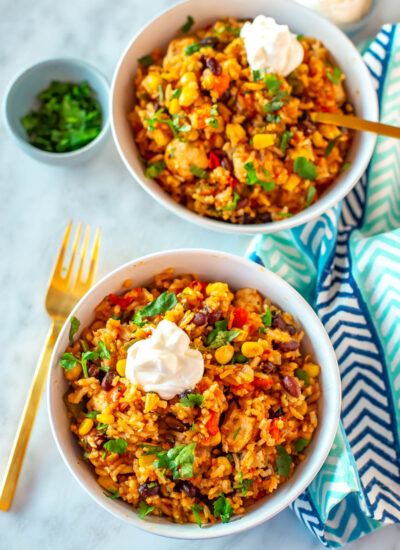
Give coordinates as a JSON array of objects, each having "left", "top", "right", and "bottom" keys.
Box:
[
  {"left": 154, "top": 442, "right": 197, "bottom": 479},
  {"left": 232, "top": 352, "right": 248, "bottom": 364},
  {"left": 252, "top": 70, "right": 262, "bottom": 81},
  {"left": 133, "top": 291, "right": 177, "bottom": 327},
  {"left": 341, "top": 161, "right": 351, "bottom": 173},
  {"left": 267, "top": 113, "right": 281, "bottom": 123},
  {"left": 69, "top": 317, "right": 80, "bottom": 344},
  {"left": 138, "top": 54, "right": 154, "bottom": 67},
  {"left": 138, "top": 500, "right": 155, "bottom": 518},
  {"left": 324, "top": 139, "right": 337, "bottom": 157},
  {"left": 280, "top": 131, "right": 293, "bottom": 153},
  {"left": 96, "top": 422, "right": 109, "bottom": 432},
  {"left": 97, "top": 340, "right": 110, "bottom": 360},
  {"left": 208, "top": 326, "right": 240, "bottom": 349},
  {"left": 232, "top": 427, "right": 241, "bottom": 440},
  {"left": 171, "top": 88, "right": 182, "bottom": 99},
  {"left": 60, "top": 353, "right": 80, "bottom": 372},
  {"left": 262, "top": 307, "right": 272, "bottom": 327},
  {"left": 305, "top": 186, "right": 316, "bottom": 207},
  {"left": 327, "top": 66, "right": 343, "bottom": 85},
  {"left": 158, "top": 84, "right": 164, "bottom": 103},
  {"left": 244, "top": 162, "right": 275, "bottom": 191},
  {"left": 275, "top": 212, "right": 293, "bottom": 218},
  {"left": 103, "top": 439, "right": 128, "bottom": 454},
  {"left": 181, "top": 15, "right": 194, "bottom": 33},
  {"left": 180, "top": 393, "right": 204, "bottom": 408},
  {"left": 206, "top": 117, "right": 219, "bottom": 128},
  {"left": 145, "top": 161, "right": 166, "bottom": 179},
  {"left": 85, "top": 411, "right": 100, "bottom": 418},
  {"left": 295, "top": 368, "right": 310, "bottom": 387},
  {"left": 190, "top": 165, "right": 209, "bottom": 178},
  {"left": 213, "top": 493, "right": 233, "bottom": 523},
  {"left": 264, "top": 74, "right": 281, "bottom": 94},
  {"left": 185, "top": 42, "right": 200, "bottom": 55},
  {"left": 222, "top": 192, "right": 240, "bottom": 211},
  {"left": 138, "top": 444, "right": 166, "bottom": 456},
  {"left": 192, "top": 504, "right": 203, "bottom": 527},
  {"left": 104, "top": 489, "right": 119, "bottom": 499},
  {"left": 263, "top": 90, "right": 288, "bottom": 113},
  {"left": 233, "top": 472, "right": 254, "bottom": 496},
  {"left": 276, "top": 445, "right": 292, "bottom": 476},
  {"left": 294, "top": 438, "right": 310, "bottom": 453},
  {"left": 294, "top": 156, "right": 317, "bottom": 180},
  {"left": 297, "top": 34, "right": 304, "bottom": 41}
]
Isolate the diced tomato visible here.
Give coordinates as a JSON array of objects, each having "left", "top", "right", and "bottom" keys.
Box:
[
  {"left": 209, "top": 151, "right": 221, "bottom": 170},
  {"left": 206, "top": 410, "right": 219, "bottom": 436},
  {"left": 253, "top": 377, "right": 273, "bottom": 390},
  {"left": 231, "top": 307, "right": 249, "bottom": 328},
  {"left": 255, "top": 490, "right": 266, "bottom": 501},
  {"left": 213, "top": 74, "right": 230, "bottom": 96},
  {"left": 230, "top": 383, "right": 255, "bottom": 394},
  {"left": 107, "top": 384, "right": 126, "bottom": 405},
  {"left": 109, "top": 294, "right": 135, "bottom": 308},
  {"left": 190, "top": 280, "right": 207, "bottom": 294},
  {"left": 227, "top": 175, "right": 238, "bottom": 187},
  {"left": 269, "top": 418, "right": 281, "bottom": 439}
]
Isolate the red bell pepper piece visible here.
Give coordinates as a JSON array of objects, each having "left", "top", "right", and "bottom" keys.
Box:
[
  {"left": 231, "top": 307, "right": 249, "bottom": 328},
  {"left": 227, "top": 175, "right": 238, "bottom": 187},
  {"left": 109, "top": 294, "right": 135, "bottom": 307},
  {"left": 206, "top": 410, "right": 219, "bottom": 436},
  {"left": 253, "top": 377, "right": 273, "bottom": 390},
  {"left": 107, "top": 384, "right": 126, "bottom": 406},
  {"left": 209, "top": 151, "right": 221, "bottom": 170},
  {"left": 190, "top": 280, "right": 207, "bottom": 294}
]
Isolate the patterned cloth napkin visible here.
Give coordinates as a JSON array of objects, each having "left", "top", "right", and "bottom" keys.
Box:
[{"left": 247, "top": 24, "right": 400, "bottom": 547}]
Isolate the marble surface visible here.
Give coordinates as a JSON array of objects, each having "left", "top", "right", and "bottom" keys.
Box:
[{"left": 1, "top": 0, "right": 400, "bottom": 548}]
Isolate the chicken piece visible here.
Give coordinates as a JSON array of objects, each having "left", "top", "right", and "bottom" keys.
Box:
[
  {"left": 221, "top": 406, "right": 257, "bottom": 452},
  {"left": 235, "top": 288, "right": 263, "bottom": 313},
  {"left": 165, "top": 139, "right": 208, "bottom": 181},
  {"left": 163, "top": 38, "right": 196, "bottom": 71}
]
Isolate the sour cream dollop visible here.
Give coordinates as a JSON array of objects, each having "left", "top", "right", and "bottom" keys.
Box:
[
  {"left": 241, "top": 15, "right": 304, "bottom": 76},
  {"left": 294, "top": 0, "right": 372, "bottom": 25},
  {"left": 125, "top": 319, "right": 204, "bottom": 400}
]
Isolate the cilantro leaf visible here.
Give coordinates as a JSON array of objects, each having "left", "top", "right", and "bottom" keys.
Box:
[
  {"left": 252, "top": 70, "right": 262, "bottom": 81},
  {"left": 208, "top": 329, "right": 240, "bottom": 349},
  {"left": 324, "top": 139, "right": 337, "bottom": 157},
  {"left": 305, "top": 186, "right": 316, "bottom": 207},
  {"left": 85, "top": 411, "right": 100, "bottom": 418},
  {"left": 280, "top": 131, "right": 293, "bottom": 153},
  {"left": 294, "top": 438, "right": 310, "bottom": 453},
  {"left": 267, "top": 113, "right": 281, "bottom": 123},
  {"left": 206, "top": 117, "right": 219, "bottom": 128},
  {"left": 294, "top": 156, "right": 317, "bottom": 181},
  {"left": 97, "top": 341, "right": 110, "bottom": 359},
  {"left": 138, "top": 500, "right": 155, "bottom": 519},
  {"left": 263, "top": 90, "right": 289, "bottom": 113},
  {"left": 69, "top": 316, "right": 80, "bottom": 344},
  {"left": 190, "top": 165, "right": 209, "bottom": 178},
  {"left": 233, "top": 472, "right": 253, "bottom": 496},
  {"left": 262, "top": 307, "right": 272, "bottom": 327},
  {"left": 192, "top": 504, "right": 203, "bottom": 527},
  {"left": 232, "top": 352, "right": 248, "bottom": 363},
  {"left": 244, "top": 162, "right": 275, "bottom": 191},
  {"left": 181, "top": 15, "right": 194, "bottom": 33},
  {"left": 276, "top": 445, "right": 292, "bottom": 476},
  {"left": 145, "top": 161, "right": 166, "bottom": 179},
  {"left": 213, "top": 493, "right": 233, "bottom": 523},
  {"left": 138, "top": 54, "right": 154, "bottom": 67},
  {"left": 60, "top": 352, "right": 79, "bottom": 371},
  {"left": 185, "top": 42, "right": 200, "bottom": 55},
  {"left": 103, "top": 438, "right": 128, "bottom": 454},
  {"left": 232, "top": 427, "right": 241, "bottom": 440},
  {"left": 81, "top": 350, "right": 99, "bottom": 378},
  {"left": 264, "top": 74, "right": 281, "bottom": 94},
  {"left": 180, "top": 393, "right": 204, "bottom": 408},
  {"left": 341, "top": 161, "right": 351, "bottom": 173},
  {"left": 171, "top": 88, "right": 182, "bottom": 99},
  {"left": 138, "top": 444, "right": 166, "bottom": 456},
  {"left": 133, "top": 291, "right": 178, "bottom": 327},
  {"left": 96, "top": 422, "right": 109, "bottom": 432},
  {"left": 103, "top": 489, "right": 119, "bottom": 500},
  {"left": 327, "top": 66, "right": 343, "bottom": 85},
  {"left": 222, "top": 192, "right": 240, "bottom": 211},
  {"left": 295, "top": 368, "right": 310, "bottom": 387},
  {"left": 154, "top": 442, "right": 197, "bottom": 479},
  {"left": 297, "top": 34, "right": 304, "bottom": 41}
]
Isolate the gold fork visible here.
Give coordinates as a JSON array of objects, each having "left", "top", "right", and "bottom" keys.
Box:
[{"left": 0, "top": 222, "right": 101, "bottom": 511}]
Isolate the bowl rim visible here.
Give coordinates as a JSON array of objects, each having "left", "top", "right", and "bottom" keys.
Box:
[
  {"left": 3, "top": 57, "right": 111, "bottom": 160},
  {"left": 47, "top": 248, "right": 341, "bottom": 539},
  {"left": 110, "top": 0, "right": 378, "bottom": 235}
]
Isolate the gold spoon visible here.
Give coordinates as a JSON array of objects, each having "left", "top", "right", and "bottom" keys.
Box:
[{"left": 311, "top": 112, "right": 400, "bottom": 139}]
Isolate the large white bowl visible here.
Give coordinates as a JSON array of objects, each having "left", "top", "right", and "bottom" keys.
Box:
[
  {"left": 47, "top": 249, "right": 341, "bottom": 539},
  {"left": 111, "top": 0, "right": 378, "bottom": 234}
]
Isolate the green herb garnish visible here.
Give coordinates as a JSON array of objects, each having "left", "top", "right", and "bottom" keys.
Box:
[
  {"left": 133, "top": 291, "right": 178, "bottom": 327},
  {"left": 280, "top": 131, "right": 293, "bottom": 153},
  {"left": 232, "top": 352, "right": 249, "bottom": 363},
  {"left": 264, "top": 74, "right": 281, "bottom": 94},
  {"left": 244, "top": 162, "right": 275, "bottom": 192},
  {"left": 208, "top": 326, "right": 240, "bottom": 349},
  {"left": 185, "top": 42, "right": 201, "bottom": 55},
  {"left": 145, "top": 161, "right": 166, "bottom": 179},
  {"left": 263, "top": 90, "right": 289, "bottom": 113},
  {"left": 138, "top": 500, "right": 155, "bottom": 518},
  {"left": 69, "top": 317, "right": 80, "bottom": 344},
  {"left": 154, "top": 442, "right": 197, "bottom": 479},
  {"left": 297, "top": 34, "right": 304, "bottom": 41},
  {"left": 181, "top": 15, "right": 194, "bottom": 33},
  {"left": 327, "top": 66, "right": 343, "bottom": 85},
  {"left": 20, "top": 80, "right": 102, "bottom": 153},
  {"left": 294, "top": 438, "right": 310, "bottom": 453},
  {"left": 206, "top": 117, "right": 219, "bottom": 128},
  {"left": 340, "top": 161, "right": 351, "bottom": 173},
  {"left": 180, "top": 393, "right": 204, "bottom": 408},
  {"left": 192, "top": 504, "right": 203, "bottom": 527},
  {"left": 262, "top": 307, "right": 272, "bottom": 327},
  {"left": 213, "top": 493, "right": 233, "bottom": 523},
  {"left": 233, "top": 472, "right": 254, "bottom": 496},
  {"left": 294, "top": 368, "right": 310, "bottom": 387},
  {"left": 97, "top": 341, "right": 110, "bottom": 359},
  {"left": 190, "top": 165, "right": 209, "bottom": 178},
  {"left": 267, "top": 113, "right": 281, "bottom": 123},
  {"left": 103, "top": 438, "right": 128, "bottom": 454},
  {"left": 171, "top": 88, "right": 182, "bottom": 99},
  {"left": 232, "top": 427, "right": 241, "bottom": 440},
  {"left": 104, "top": 489, "right": 119, "bottom": 500},
  {"left": 294, "top": 156, "right": 318, "bottom": 181},
  {"left": 324, "top": 139, "right": 337, "bottom": 157},
  {"left": 96, "top": 422, "right": 109, "bottom": 432},
  {"left": 85, "top": 411, "right": 100, "bottom": 418},
  {"left": 222, "top": 192, "right": 240, "bottom": 211},
  {"left": 305, "top": 186, "right": 316, "bottom": 207},
  {"left": 139, "top": 444, "right": 166, "bottom": 456},
  {"left": 158, "top": 84, "right": 164, "bottom": 103},
  {"left": 276, "top": 445, "right": 292, "bottom": 476},
  {"left": 138, "top": 54, "right": 154, "bottom": 66},
  {"left": 252, "top": 70, "right": 262, "bottom": 81}
]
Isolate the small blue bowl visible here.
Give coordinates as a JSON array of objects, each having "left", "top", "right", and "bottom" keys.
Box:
[{"left": 4, "top": 58, "right": 110, "bottom": 165}]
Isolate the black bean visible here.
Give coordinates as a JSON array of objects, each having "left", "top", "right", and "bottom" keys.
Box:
[
  {"left": 164, "top": 414, "right": 186, "bottom": 432},
  {"left": 298, "top": 120, "right": 316, "bottom": 136},
  {"left": 287, "top": 325, "right": 296, "bottom": 336},
  {"left": 88, "top": 364, "right": 100, "bottom": 378},
  {"left": 206, "top": 57, "right": 222, "bottom": 76},
  {"left": 199, "top": 36, "right": 219, "bottom": 48},
  {"left": 119, "top": 402, "right": 129, "bottom": 413},
  {"left": 198, "top": 54, "right": 208, "bottom": 67},
  {"left": 220, "top": 156, "right": 233, "bottom": 172},
  {"left": 269, "top": 407, "right": 284, "bottom": 419},
  {"left": 261, "top": 361, "right": 277, "bottom": 373},
  {"left": 282, "top": 375, "right": 301, "bottom": 397},
  {"left": 193, "top": 312, "right": 208, "bottom": 325},
  {"left": 153, "top": 101, "right": 161, "bottom": 113},
  {"left": 272, "top": 314, "right": 296, "bottom": 336},
  {"left": 237, "top": 213, "right": 255, "bottom": 225},
  {"left": 220, "top": 89, "right": 231, "bottom": 103},
  {"left": 207, "top": 309, "right": 222, "bottom": 325},
  {"left": 101, "top": 371, "right": 115, "bottom": 391},
  {"left": 258, "top": 211, "right": 272, "bottom": 223},
  {"left": 235, "top": 197, "right": 249, "bottom": 210},
  {"left": 138, "top": 483, "right": 160, "bottom": 498},
  {"left": 278, "top": 340, "right": 300, "bottom": 353},
  {"left": 94, "top": 434, "right": 106, "bottom": 448},
  {"left": 175, "top": 480, "right": 197, "bottom": 497}
]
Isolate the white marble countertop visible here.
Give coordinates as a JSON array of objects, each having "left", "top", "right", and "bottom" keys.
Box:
[{"left": 1, "top": 0, "right": 400, "bottom": 548}]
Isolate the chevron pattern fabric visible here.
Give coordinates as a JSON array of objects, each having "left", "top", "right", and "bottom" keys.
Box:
[{"left": 247, "top": 24, "right": 400, "bottom": 547}]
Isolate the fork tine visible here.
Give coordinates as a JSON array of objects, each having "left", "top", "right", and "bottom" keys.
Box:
[
  {"left": 86, "top": 228, "right": 101, "bottom": 286},
  {"left": 65, "top": 222, "right": 82, "bottom": 286},
  {"left": 53, "top": 221, "right": 72, "bottom": 279},
  {"left": 74, "top": 225, "right": 90, "bottom": 285}
]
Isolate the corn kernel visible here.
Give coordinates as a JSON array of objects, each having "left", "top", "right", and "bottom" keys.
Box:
[
  {"left": 97, "top": 413, "right": 115, "bottom": 424},
  {"left": 253, "top": 133, "right": 276, "bottom": 149},
  {"left": 153, "top": 129, "right": 169, "bottom": 146},
  {"left": 297, "top": 401, "right": 308, "bottom": 416},
  {"left": 319, "top": 123, "right": 341, "bottom": 140},
  {"left": 216, "top": 456, "right": 232, "bottom": 475},
  {"left": 179, "top": 83, "right": 199, "bottom": 107},
  {"left": 144, "top": 392, "right": 160, "bottom": 413},
  {"left": 303, "top": 362, "right": 320, "bottom": 378},
  {"left": 97, "top": 476, "right": 116, "bottom": 491},
  {"left": 145, "top": 73, "right": 162, "bottom": 91},
  {"left": 116, "top": 358, "right": 126, "bottom": 377},
  {"left": 241, "top": 341, "right": 264, "bottom": 358},
  {"left": 226, "top": 123, "right": 246, "bottom": 146},
  {"left": 206, "top": 282, "right": 229, "bottom": 295},
  {"left": 312, "top": 131, "right": 326, "bottom": 148},
  {"left": 215, "top": 344, "right": 234, "bottom": 365},
  {"left": 65, "top": 363, "right": 82, "bottom": 381},
  {"left": 169, "top": 97, "right": 180, "bottom": 114},
  {"left": 283, "top": 174, "right": 301, "bottom": 192},
  {"left": 180, "top": 71, "right": 197, "bottom": 84},
  {"left": 78, "top": 418, "right": 94, "bottom": 436},
  {"left": 139, "top": 454, "right": 157, "bottom": 467}
]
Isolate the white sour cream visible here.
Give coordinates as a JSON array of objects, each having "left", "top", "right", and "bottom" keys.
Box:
[
  {"left": 240, "top": 15, "right": 304, "bottom": 76},
  {"left": 294, "top": 0, "right": 372, "bottom": 24},
  {"left": 125, "top": 319, "right": 204, "bottom": 400}
]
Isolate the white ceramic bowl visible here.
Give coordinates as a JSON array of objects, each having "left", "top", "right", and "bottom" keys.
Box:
[
  {"left": 111, "top": 0, "right": 378, "bottom": 234},
  {"left": 4, "top": 58, "right": 110, "bottom": 166},
  {"left": 48, "top": 249, "right": 341, "bottom": 539}
]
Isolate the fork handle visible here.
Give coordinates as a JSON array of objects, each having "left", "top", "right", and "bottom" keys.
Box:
[{"left": 0, "top": 319, "right": 63, "bottom": 511}]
